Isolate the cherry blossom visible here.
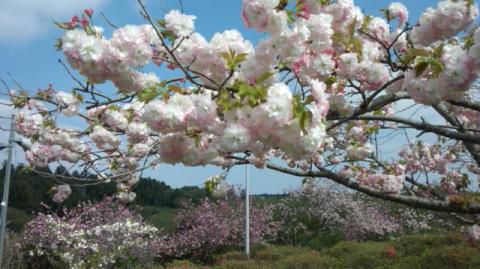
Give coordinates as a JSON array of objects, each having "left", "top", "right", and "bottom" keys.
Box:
[{"left": 9, "top": 0, "right": 480, "bottom": 214}]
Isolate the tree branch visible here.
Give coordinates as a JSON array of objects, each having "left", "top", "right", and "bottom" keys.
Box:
[
  {"left": 355, "top": 115, "right": 480, "bottom": 144},
  {"left": 448, "top": 99, "right": 480, "bottom": 113},
  {"left": 227, "top": 156, "right": 480, "bottom": 213}
]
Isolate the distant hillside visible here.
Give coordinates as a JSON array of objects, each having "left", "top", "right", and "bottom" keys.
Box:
[{"left": 0, "top": 163, "right": 209, "bottom": 231}]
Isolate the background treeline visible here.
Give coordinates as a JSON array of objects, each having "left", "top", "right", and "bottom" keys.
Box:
[{"left": 0, "top": 163, "right": 210, "bottom": 231}]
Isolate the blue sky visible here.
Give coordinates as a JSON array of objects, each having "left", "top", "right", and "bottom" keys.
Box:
[{"left": 0, "top": 0, "right": 446, "bottom": 193}]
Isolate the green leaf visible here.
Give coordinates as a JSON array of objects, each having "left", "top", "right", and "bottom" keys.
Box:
[
  {"left": 194, "top": 134, "right": 201, "bottom": 148},
  {"left": 318, "top": 0, "right": 332, "bottom": 5},
  {"left": 138, "top": 85, "right": 164, "bottom": 103},
  {"left": 349, "top": 38, "right": 363, "bottom": 56},
  {"left": 432, "top": 43, "right": 444, "bottom": 59},
  {"left": 381, "top": 8, "right": 391, "bottom": 20},
  {"left": 217, "top": 88, "right": 241, "bottom": 112},
  {"left": 53, "top": 21, "right": 74, "bottom": 30},
  {"left": 75, "top": 93, "right": 84, "bottom": 103},
  {"left": 219, "top": 51, "right": 235, "bottom": 70},
  {"left": 256, "top": 72, "right": 274, "bottom": 84},
  {"left": 107, "top": 105, "right": 120, "bottom": 111},
  {"left": 360, "top": 16, "right": 372, "bottom": 32},
  {"left": 286, "top": 10, "right": 296, "bottom": 23},
  {"left": 429, "top": 58, "right": 444, "bottom": 77},
  {"left": 156, "top": 19, "right": 166, "bottom": 28},
  {"left": 296, "top": 0, "right": 305, "bottom": 12},
  {"left": 464, "top": 36, "right": 474, "bottom": 50},
  {"left": 414, "top": 57, "right": 444, "bottom": 78},
  {"left": 299, "top": 110, "right": 309, "bottom": 134},
  {"left": 400, "top": 48, "right": 430, "bottom": 64},
  {"left": 238, "top": 83, "right": 251, "bottom": 99},
  {"left": 414, "top": 59, "right": 429, "bottom": 77},
  {"left": 220, "top": 50, "right": 248, "bottom": 71},
  {"left": 167, "top": 84, "right": 183, "bottom": 94},
  {"left": 325, "top": 76, "right": 337, "bottom": 86},
  {"left": 54, "top": 38, "right": 63, "bottom": 51},
  {"left": 161, "top": 30, "right": 176, "bottom": 41},
  {"left": 304, "top": 95, "right": 315, "bottom": 105},
  {"left": 83, "top": 24, "right": 95, "bottom": 35},
  {"left": 292, "top": 95, "right": 312, "bottom": 133},
  {"left": 234, "top": 53, "right": 248, "bottom": 64}
]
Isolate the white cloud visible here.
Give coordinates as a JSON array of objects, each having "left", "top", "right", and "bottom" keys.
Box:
[{"left": 0, "top": 0, "right": 109, "bottom": 43}]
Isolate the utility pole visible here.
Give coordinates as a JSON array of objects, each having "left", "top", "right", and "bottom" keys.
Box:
[
  {"left": 244, "top": 163, "right": 250, "bottom": 257},
  {"left": 0, "top": 114, "right": 15, "bottom": 268}
]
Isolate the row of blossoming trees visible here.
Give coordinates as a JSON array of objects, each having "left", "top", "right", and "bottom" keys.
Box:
[
  {"left": 22, "top": 182, "right": 438, "bottom": 268},
  {"left": 6, "top": 0, "right": 480, "bottom": 231}
]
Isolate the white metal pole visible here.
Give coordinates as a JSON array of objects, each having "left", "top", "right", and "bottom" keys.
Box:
[
  {"left": 244, "top": 163, "right": 250, "bottom": 257},
  {"left": 0, "top": 114, "right": 15, "bottom": 268}
]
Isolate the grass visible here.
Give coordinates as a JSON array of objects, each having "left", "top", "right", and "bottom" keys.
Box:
[
  {"left": 139, "top": 206, "right": 178, "bottom": 232},
  {"left": 6, "top": 207, "right": 32, "bottom": 232},
  {"left": 158, "top": 232, "right": 480, "bottom": 269}
]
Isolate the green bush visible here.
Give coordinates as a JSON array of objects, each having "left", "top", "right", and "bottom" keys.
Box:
[
  {"left": 321, "top": 241, "right": 396, "bottom": 269},
  {"left": 317, "top": 233, "right": 480, "bottom": 269},
  {"left": 415, "top": 245, "right": 480, "bottom": 269},
  {"left": 393, "top": 233, "right": 466, "bottom": 257},
  {"left": 215, "top": 259, "right": 270, "bottom": 269},
  {"left": 6, "top": 207, "right": 32, "bottom": 232},
  {"left": 254, "top": 245, "right": 312, "bottom": 261},
  {"left": 163, "top": 234, "right": 480, "bottom": 269},
  {"left": 216, "top": 245, "right": 322, "bottom": 269},
  {"left": 308, "top": 231, "right": 344, "bottom": 251},
  {"left": 275, "top": 252, "right": 344, "bottom": 269},
  {"left": 164, "top": 259, "right": 208, "bottom": 269},
  {"left": 140, "top": 206, "right": 177, "bottom": 232}
]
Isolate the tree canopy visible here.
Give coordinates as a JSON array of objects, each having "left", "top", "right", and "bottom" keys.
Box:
[{"left": 4, "top": 0, "right": 480, "bottom": 214}]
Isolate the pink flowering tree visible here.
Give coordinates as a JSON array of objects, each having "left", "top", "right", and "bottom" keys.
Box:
[
  {"left": 22, "top": 195, "right": 277, "bottom": 267},
  {"left": 272, "top": 180, "right": 434, "bottom": 245},
  {"left": 22, "top": 197, "right": 159, "bottom": 268},
  {"left": 6, "top": 0, "right": 480, "bottom": 220},
  {"left": 151, "top": 195, "right": 278, "bottom": 262}
]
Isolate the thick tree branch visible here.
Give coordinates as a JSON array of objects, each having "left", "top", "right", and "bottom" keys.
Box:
[
  {"left": 355, "top": 115, "right": 480, "bottom": 144},
  {"left": 433, "top": 103, "right": 480, "bottom": 166},
  {"left": 226, "top": 155, "right": 480, "bottom": 214},
  {"left": 326, "top": 91, "right": 410, "bottom": 130},
  {"left": 259, "top": 160, "right": 480, "bottom": 214},
  {"left": 448, "top": 99, "right": 480, "bottom": 113}
]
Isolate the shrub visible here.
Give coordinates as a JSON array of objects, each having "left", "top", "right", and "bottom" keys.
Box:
[
  {"left": 140, "top": 206, "right": 177, "bottom": 232},
  {"left": 2, "top": 231, "right": 26, "bottom": 269},
  {"left": 215, "top": 259, "right": 268, "bottom": 269},
  {"left": 416, "top": 245, "right": 480, "bottom": 269},
  {"left": 307, "top": 231, "right": 344, "bottom": 251},
  {"left": 151, "top": 197, "right": 278, "bottom": 263},
  {"left": 275, "top": 252, "right": 343, "bottom": 269},
  {"left": 254, "top": 245, "right": 310, "bottom": 261},
  {"left": 164, "top": 260, "right": 209, "bottom": 269},
  {"left": 6, "top": 207, "right": 32, "bottom": 232},
  {"left": 217, "top": 246, "right": 343, "bottom": 269},
  {"left": 321, "top": 241, "right": 397, "bottom": 269},
  {"left": 22, "top": 197, "right": 158, "bottom": 269},
  {"left": 272, "top": 183, "right": 434, "bottom": 245},
  {"left": 393, "top": 233, "right": 467, "bottom": 257}
]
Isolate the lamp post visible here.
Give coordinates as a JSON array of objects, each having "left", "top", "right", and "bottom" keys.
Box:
[
  {"left": 244, "top": 163, "right": 250, "bottom": 257},
  {"left": 0, "top": 114, "right": 15, "bottom": 268}
]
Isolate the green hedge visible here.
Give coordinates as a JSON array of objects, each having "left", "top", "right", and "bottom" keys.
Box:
[{"left": 155, "top": 233, "right": 480, "bottom": 269}]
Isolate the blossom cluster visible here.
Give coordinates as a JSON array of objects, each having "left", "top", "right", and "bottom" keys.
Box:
[
  {"left": 272, "top": 181, "right": 434, "bottom": 243},
  {"left": 22, "top": 197, "right": 159, "bottom": 268},
  {"left": 150, "top": 196, "right": 278, "bottom": 261},
  {"left": 22, "top": 195, "right": 278, "bottom": 267},
  {"left": 11, "top": 0, "right": 480, "bottom": 201}
]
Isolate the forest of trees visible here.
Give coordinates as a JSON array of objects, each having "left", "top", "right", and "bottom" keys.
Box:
[{"left": 0, "top": 163, "right": 210, "bottom": 230}]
